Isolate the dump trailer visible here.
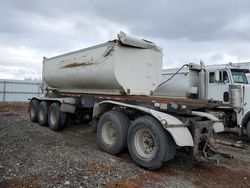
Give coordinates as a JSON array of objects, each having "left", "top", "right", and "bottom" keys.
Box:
[
  {"left": 29, "top": 32, "right": 224, "bottom": 170},
  {"left": 154, "top": 62, "right": 250, "bottom": 139}
]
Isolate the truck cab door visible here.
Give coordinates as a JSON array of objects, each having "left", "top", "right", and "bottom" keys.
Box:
[{"left": 207, "top": 70, "right": 230, "bottom": 103}]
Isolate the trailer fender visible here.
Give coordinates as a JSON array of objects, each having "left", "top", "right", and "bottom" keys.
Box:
[
  {"left": 30, "top": 97, "right": 76, "bottom": 113},
  {"left": 192, "top": 111, "right": 224, "bottom": 133},
  {"left": 93, "top": 100, "right": 194, "bottom": 147}
]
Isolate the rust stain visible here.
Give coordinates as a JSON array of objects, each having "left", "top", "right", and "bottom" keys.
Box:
[{"left": 60, "top": 62, "right": 93, "bottom": 68}]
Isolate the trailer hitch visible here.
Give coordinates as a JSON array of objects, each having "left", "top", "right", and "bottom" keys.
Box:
[
  {"left": 189, "top": 119, "right": 233, "bottom": 163},
  {"left": 195, "top": 138, "right": 233, "bottom": 164}
]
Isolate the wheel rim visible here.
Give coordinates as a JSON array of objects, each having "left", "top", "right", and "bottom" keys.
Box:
[
  {"left": 102, "top": 121, "right": 116, "bottom": 145},
  {"left": 134, "top": 128, "right": 157, "bottom": 159},
  {"left": 50, "top": 109, "right": 56, "bottom": 125}
]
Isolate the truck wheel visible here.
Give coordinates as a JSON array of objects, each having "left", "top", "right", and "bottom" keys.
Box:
[
  {"left": 97, "top": 111, "right": 130, "bottom": 155},
  {"left": 127, "top": 116, "right": 175, "bottom": 170},
  {"left": 29, "top": 99, "right": 39, "bottom": 122},
  {"left": 143, "top": 116, "right": 176, "bottom": 162},
  {"left": 163, "top": 131, "right": 176, "bottom": 162},
  {"left": 90, "top": 119, "right": 98, "bottom": 133},
  {"left": 48, "top": 102, "right": 67, "bottom": 131},
  {"left": 247, "top": 121, "right": 250, "bottom": 139},
  {"left": 38, "top": 101, "right": 49, "bottom": 126}
]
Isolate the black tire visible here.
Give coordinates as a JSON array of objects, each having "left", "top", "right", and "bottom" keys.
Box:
[
  {"left": 163, "top": 131, "right": 176, "bottom": 162},
  {"left": 29, "top": 99, "right": 39, "bottom": 122},
  {"left": 97, "top": 111, "right": 130, "bottom": 155},
  {"left": 127, "top": 116, "right": 175, "bottom": 170},
  {"left": 247, "top": 121, "right": 250, "bottom": 139},
  {"left": 38, "top": 101, "right": 49, "bottom": 126},
  {"left": 89, "top": 119, "right": 98, "bottom": 133},
  {"left": 48, "top": 102, "right": 67, "bottom": 131},
  {"left": 143, "top": 116, "right": 176, "bottom": 162}
]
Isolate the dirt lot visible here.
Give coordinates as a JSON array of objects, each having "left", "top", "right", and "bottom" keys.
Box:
[{"left": 0, "top": 103, "right": 250, "bottom": 188}]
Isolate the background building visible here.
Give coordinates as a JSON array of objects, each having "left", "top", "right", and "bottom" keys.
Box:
[{"left": 0, "top": 79, "right": 43, "bottom": 102}]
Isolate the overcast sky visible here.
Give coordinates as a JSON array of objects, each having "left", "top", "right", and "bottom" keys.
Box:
[{"left": 1, "top": 0, "right": 250, "bottom": 80}]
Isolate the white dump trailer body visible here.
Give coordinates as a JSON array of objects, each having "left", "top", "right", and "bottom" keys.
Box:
[
  {"left": 42, "top": 32, "right": 162, "bottom": 96},
  {"left": 153, "top": 66, "right": 200, "bottom": 98}
]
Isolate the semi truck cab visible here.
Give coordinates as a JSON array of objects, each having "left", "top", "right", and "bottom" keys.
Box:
[
  {"left": 206, "top": 66, "right": 249, "bottom": 102},
  {"left": 154, "top": 63, "right": 250, "bottom": 138},
  {"left": 205, "top": 65, "right": 250, "bottom": 136}
]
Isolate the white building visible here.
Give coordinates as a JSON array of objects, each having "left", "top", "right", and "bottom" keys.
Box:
[{"left": 0, "top": 79, "right": 43, "bottom": 102}]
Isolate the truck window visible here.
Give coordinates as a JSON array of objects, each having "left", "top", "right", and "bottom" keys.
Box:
[
  {"left": 222, "top": 71, "right": 229, "bottom": 83},
  {"left": 209, "top": 72, "right": 215, "bottom": 83},
  {"left": 231, "top": 69, "right": 248, "bottom": 84},
  {"left": 210, "top": 71, "right": 228, "bottom": 83}
]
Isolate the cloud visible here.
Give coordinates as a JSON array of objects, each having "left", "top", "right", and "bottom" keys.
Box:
[
  {"left": 88, "top": 0, "right": 250, "bottom": 42},
  {"left": 0, "top": 65, "right": 40, "bottom": 80},
  {"left": 0, "top": 0, "right": 250, "bottom": 79}
]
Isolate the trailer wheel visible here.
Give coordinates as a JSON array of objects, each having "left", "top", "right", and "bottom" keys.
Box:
[
  {"left": 38, "top": 101, "right": 49, "bottom": 126},
  {"left": 97, "top": 111, "right": 130, "bottom": 154},
  {"left": 143, "top": 116, "right": 176, "bottom": 162},
  {"left": 127, "top": 116, "right": 175, "bottom": 170},
  {"left": 29, "top": 99, "right": 39, "bottom": 122},
  {"left": 90, "top": 119, "right": 98, "bottom": 133},
  {"left": 48, "top": 102, "right": 67, "bottom": 131},
  {"left": 163, "top": 131, "right": 176, "bottom": 162},
  {"left": 247, "top": 121, "right": 250, "bottom": 139}
]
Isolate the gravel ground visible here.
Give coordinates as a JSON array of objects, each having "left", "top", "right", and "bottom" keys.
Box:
[{"left": 0, "top": 103, "right": 250, "bottom": 188}]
